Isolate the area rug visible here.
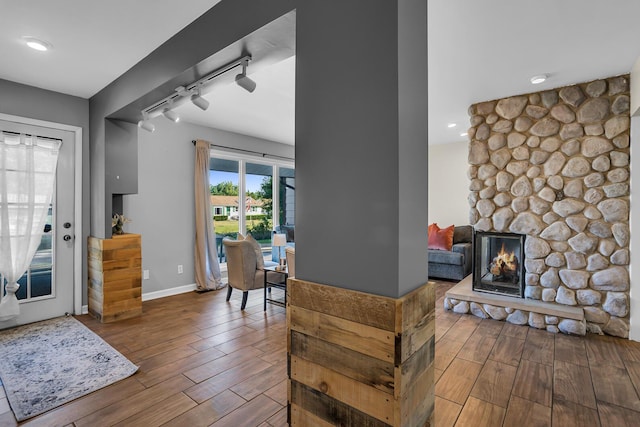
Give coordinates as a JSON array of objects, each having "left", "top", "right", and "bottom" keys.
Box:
[{"left": 0, "top": 316, "right": 138, "bottom": 421}]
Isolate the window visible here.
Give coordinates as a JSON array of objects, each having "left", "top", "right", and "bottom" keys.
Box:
[
  {"left": 209, "top": 151, "right": 294, "bottom": 246},
  {"left": 209, "top": 157, "right": 240, "bottom": 239},
  {"left": 246, "top": 162, "right": 273, "bottom": 244}
]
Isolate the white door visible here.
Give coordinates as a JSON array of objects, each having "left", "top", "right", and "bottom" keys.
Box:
[{"left": 0, "top": 120, "right": 75, "bottom": 326}]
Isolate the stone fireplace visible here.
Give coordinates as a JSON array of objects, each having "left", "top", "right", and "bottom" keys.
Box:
[
  {"left": 444, "top": 75, "right": 631, "bottom": 338},
  {"left": 473, "top": 232, "right": 525, "bottom": 298}
]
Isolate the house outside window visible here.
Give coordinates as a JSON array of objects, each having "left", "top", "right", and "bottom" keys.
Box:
[{"left": 209, "top": 151, "right": 294, "bottom": 247}]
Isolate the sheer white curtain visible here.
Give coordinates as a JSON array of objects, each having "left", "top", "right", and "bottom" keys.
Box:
[
  {"left": 0, "top": 132, "right": 60, "bottom": 321},
  {"left": 194, "top": 139, "right": 224, "bottom": 291}
]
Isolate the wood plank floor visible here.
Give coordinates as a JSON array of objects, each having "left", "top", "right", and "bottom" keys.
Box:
[
  {"left": 433, "top": 280, "right": 640, "bottom": 427},
  {"left": 0, "top": 280, "right": 638, "bottom": 426}
]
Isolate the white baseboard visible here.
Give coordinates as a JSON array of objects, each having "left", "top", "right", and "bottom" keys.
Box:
[
  {"left": 142, "top": 283, "right": 198, "bottom": 302},
  {"left": 79, "top": 284, "right": 199, "bottom": 315}
]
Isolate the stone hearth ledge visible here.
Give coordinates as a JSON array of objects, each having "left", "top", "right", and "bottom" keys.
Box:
[{"left": 445, "top": 275, "right": 586, "bottom": 335}]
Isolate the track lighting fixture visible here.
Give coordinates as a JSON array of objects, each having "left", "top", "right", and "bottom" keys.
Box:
[
  {"left": 190, "top": 90, "right": 210, "bottom": 111},
  {"left": 162, "top": 107, "right": 180, "bottom": 123},
  {"left": 235, "top": 60, "right": 256, "bottom": 93},
  {"left": 137, "top": 114, "right": 155, "bottom": 133},
  {"left": 138, "top": 55, "right": 254, "bottom": 131}
]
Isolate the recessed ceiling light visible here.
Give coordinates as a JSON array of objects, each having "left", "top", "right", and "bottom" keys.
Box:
[
  {"left": 23, "top": 37, "right": 52, "bottom": 51},
  {"left": 447, "top": 123, "right": 457, "bottom": 128},
  {"left": 530, "top": 74, "right": 548, "bottom": 85},
  {"left": 460, "top": 132, "right": 468, "bottom": 137}
]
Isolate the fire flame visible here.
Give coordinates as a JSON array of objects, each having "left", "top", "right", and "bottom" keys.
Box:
[{"left": 494, "top": 243, "right": 517, "bottom": 271}]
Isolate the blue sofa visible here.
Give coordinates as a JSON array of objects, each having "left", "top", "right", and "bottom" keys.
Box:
[{"left": 428, "top": 225, "right": 473, "bottom": 281}]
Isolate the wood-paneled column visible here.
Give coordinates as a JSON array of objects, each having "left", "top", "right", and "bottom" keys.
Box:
[
  {"left": 287, "top": 279, "right": 435, "bottom": 426},
  {"left": 293, "top": 0, "right": 431, "bottom": 424}
]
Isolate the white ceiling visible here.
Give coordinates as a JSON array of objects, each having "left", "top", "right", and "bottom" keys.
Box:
[
  {"left": 0, "top": 0, "right": 222, "bottom": 98},
  {"left": 1, "top": 0, "right": 640, "bottom": 147}
]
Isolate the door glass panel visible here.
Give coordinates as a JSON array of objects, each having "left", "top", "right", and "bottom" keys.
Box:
[
  {"left": 2, "top": 197, "right": 54, "bottom": 302},
  {"left": 246, "top": 162, "right": 273, "bottom": 251},
  {"left": 30, "top": 205, "right": 53, "bottom": 298}
]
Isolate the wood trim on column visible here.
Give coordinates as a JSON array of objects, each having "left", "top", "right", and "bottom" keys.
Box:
[{"left": 287, "top": 279, "right": 435, "bottom": 426}]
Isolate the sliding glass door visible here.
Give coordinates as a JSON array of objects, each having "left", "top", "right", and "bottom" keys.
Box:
[
  {"left": 278, "top": 166, "right": 295, "bottom": 227},
  {"left": 246, "top": 162, "right": 273, "bottom": 246},
  {"left": 209, "top": 157, "right": 240, "bottom": 240},
  {"left": 209, "top": 151, "right": 294, "bottom": 262}
]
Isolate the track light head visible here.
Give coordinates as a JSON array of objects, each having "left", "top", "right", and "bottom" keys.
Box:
[
  {"left": 190, "top": 92, "right": 209, "bottom": 111},
  {"left": 139, "top": 56, "right": 254, "bottom": 133},
  {"left": 235, "top": 74, "right": 256, "bottom": 93},
  {"left": 162, "top": 108, "right": 180, "bottom": 123},
  {"left": 137, "top": 114, "right": 155, "bottom": 132},
  {"left": 235, "top": 63, "right": 256, "bottom": 93}
]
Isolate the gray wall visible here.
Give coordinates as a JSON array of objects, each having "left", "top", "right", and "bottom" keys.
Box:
[
  {"left": 123, "top": 118, "right": 293, "bottom": 295},
  {"left": 0, "top": 78, "right": 90, "bottom": 305},
  {"left": 295, "top": 0, "right": 428, "bottom": 298},
  {"left": 428, "top": 141, "right": 469, "bottom": 227},
  {"left": 295, "top": 1, "right": 398, "bottom": 297}
]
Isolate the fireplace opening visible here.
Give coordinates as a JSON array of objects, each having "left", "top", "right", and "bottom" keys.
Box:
[{"left": 473, "top": 232, "right": 526, "bottom": 298}]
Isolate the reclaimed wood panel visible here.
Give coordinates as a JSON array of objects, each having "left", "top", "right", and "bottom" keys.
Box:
[
  {"left": 290, "top": 381, "right": 390, "bottom": 427},
  {"left": 290, "top": 403, "right": 334, "bottom": 427},
  {"left": 290, "top": 355, "right": 394, "bottom": 424},
  {"left": 88, "top": 233, "right": 142, "bottom": 323},
  {"left": 395, "top": 282, "right": 436, "bottom": 364},
  {"left": 287, "top": 279, "right": 435, "bottom": 426},
  {"left": 289, "top": 305, "right": 395, "bottom": 363},
  {"left": 287, "top": 279, "right": 396, "bottom": 331},
  {"left": 290, "top": 331, "right": 395, "bottom": 395}
]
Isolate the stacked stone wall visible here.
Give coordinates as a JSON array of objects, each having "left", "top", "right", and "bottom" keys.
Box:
[{"left": 466, "top": 75, "right": 630, "bottom": 337}]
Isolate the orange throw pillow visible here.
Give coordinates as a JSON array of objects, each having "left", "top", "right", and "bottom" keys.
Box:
[
  {"left": 428, "top": 224, "right": 454, "bottom": 251},
  {"left": 428, "top": 223, "right": 438, "bottom": 237}
]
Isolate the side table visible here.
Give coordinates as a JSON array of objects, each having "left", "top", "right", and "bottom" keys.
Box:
[{"left": 264, "top": 267, "right": 288, "bottom": 310}]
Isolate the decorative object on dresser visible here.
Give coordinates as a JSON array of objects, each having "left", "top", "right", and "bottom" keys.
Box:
[{"left": 111, "top": 213, "right": 131, "bottom": 235}]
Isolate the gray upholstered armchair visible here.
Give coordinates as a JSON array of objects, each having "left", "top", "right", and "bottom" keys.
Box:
[{"left": 223, "top": 238, "right": 267, "bottom": 310}]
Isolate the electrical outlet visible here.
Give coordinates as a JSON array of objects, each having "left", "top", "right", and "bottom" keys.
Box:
[
  {"left": 178, "top": 265, "right": 183, "bottom": 274},
  {"left": 143, "top": 270, "right": 149, "bottom": 280}
]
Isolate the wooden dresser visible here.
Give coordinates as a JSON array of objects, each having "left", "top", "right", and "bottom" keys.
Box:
[{"left": 88, "top": 233, "right": 142, "bottom": 322}]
